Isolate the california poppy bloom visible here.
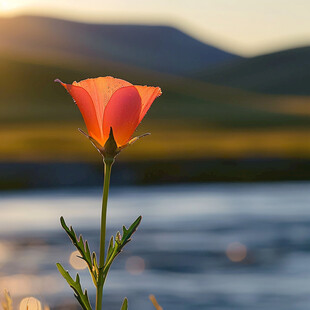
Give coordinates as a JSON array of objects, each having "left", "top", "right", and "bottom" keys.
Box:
[
  {"left": 56, "top": 76, "right": 161, "bottom": 310},
  {"left": 55, "top": 77, "right": 161, "bottom": 152}
]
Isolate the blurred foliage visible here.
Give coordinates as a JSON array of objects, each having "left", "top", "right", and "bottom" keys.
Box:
[
  {"left": 1, "top": 51, "right": 310, "bottom": 162},
  {"left": 1, "top": 290, "right": 12, "bottom": 310},
  {"left": 149, "top": 295, "right": 163, "bottom": 310},
  {"left": 58, "top": 216, "right": 141, "bottom": 310}
]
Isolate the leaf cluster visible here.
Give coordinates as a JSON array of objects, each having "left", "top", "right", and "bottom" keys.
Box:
[{"left": 57, "top": 216, "right": 142, "bottom": 310}]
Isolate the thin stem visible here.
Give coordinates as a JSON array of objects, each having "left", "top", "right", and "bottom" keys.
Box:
[{"left": 96, "top": 158, "right": 113, "bottom": 310}]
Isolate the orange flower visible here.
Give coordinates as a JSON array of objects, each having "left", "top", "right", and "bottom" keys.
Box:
[{"left": 55, "top": 77, "right": 162, "bottom": 148}]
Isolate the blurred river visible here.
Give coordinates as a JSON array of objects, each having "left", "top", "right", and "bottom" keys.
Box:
[{"left": 0, "top": 183, "right": 310, "bottom": 309}]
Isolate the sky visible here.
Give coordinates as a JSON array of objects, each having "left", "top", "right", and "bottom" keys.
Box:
[{"left": 0, "top": 0, "right": 309, "bottom": 56}]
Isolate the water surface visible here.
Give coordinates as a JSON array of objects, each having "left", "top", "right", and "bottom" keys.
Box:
[{"left": 0, "top": 183, "right": 310, "bottom": 309}]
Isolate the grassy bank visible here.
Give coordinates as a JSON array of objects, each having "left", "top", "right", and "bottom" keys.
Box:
[{"left": 1, "top": 122, "right": 310, "bottom": 162}]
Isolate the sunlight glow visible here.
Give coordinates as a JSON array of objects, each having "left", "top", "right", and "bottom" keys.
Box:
[
  {"left": 0, "top": 242, "right": 11, "bottom": 266},
  {"left": 0, "top": 0, "right": 26, "bottom": 16},
  {"left": 126, "top": 256, "right": 145, "bottom": 275},
  {"left": 0, "top": 0, "right": 309, "bottom": 55},
  {"left": 0, "top": 274, "right": 61, "bottom": 297},
  {"left": 0, "top": 0, "right": 18, "bottom": 13},
  {"left": 69, "top": 250, "right": 87, "bottom": 270}
]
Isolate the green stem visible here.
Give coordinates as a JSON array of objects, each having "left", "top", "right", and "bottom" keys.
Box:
[{"left": 96, "top": 158, "right": 113, "bottom": 310}]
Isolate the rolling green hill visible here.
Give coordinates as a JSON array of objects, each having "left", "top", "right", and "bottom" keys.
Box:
[
  {"left": 198, "top": 46, "right": 310, "bottom": 95},
  {"left": 1, "top": 54, "right": 310, "bottom": 129},
  {"left": 1, "top": 53, "right": 310, "bottom": 162}
]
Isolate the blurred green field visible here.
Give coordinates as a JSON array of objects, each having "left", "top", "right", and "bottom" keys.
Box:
[
  {"left": 2, "top": 122, "right": 310, "bottom": 162},
  {"left": 1, "top": 54, "right": 310, "bottom": 162}
]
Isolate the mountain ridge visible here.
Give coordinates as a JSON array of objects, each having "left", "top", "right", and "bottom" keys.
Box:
[
  {"left": 0, "top": 15, "right": 240, "bottom": 76},
  {"left": 198, "top": 46, "right": 310, "bottom": 95}
]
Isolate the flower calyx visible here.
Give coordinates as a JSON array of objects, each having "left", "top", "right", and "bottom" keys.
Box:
[{"left": 78, "top": 127, "right": 150, "bottom": 161}]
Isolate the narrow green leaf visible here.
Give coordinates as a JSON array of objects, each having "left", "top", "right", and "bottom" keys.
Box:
[
  {"left": 56, "top": 263, "right": 92, "bottom": 310},
  {"left": 85, "top": 240, "right": 92, "bottom": 263},
  {"left": 115, "top": 231, "right": 122, "bottom": 245},
  {"left": 60, "top": 216, "right": 98, "bottom": 285},
  {"left": 106, "top": 236, "right": 115, "bottom": 264},
  {"left": 122, "top": 216, "right": 142, "bottom": 246},
  {"left": 119, "top": 133, "right": 151, "bottom": 151},
  {"left": 92, "top": 252, "right": 99, "bottom": 276},
  {"left": 121, "top": 297, "right": 128, "bottom": 310},
  {"left": 101, "top": 216, "right": 142, "bottom": 284}
]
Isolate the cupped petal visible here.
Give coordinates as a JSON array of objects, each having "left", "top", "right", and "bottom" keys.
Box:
[
  {"left": 134, "top": 85, "right": 162, "bottom": 122},
  {"left": 55, "top": 79, "right": 103, "bottom": 144},
  {"left": 103, "top": 86, "right": 142, "bottom": 146},
  {"left": 73, "top": 77, "right": 132, "bottom": 127}
]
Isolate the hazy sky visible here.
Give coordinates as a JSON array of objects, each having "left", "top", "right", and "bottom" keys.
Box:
[{"left": 0, "top": 0, "right": 309, "bottom": 56}]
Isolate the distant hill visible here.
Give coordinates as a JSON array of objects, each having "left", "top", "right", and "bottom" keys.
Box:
[
  {"left": 0, "top": 15, "right": 239, "bottom": 76},
  {"left": 1, "top": 53, "right": 310, "bottom": 128},
  {"left": 199, "top": 46, "right": 310, "bottom": 95},
  {"left": 1, "top": 50, "right": 310, "bottom": 162},
  {"left": 2, "top": 15, "right": 310, "bottom": 172}
]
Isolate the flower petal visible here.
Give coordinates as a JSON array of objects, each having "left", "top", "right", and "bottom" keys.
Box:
[
  {"left": 134, "top": 86, "right": 162, "bottom": 122},
  {"left": 73, "top": 77, "right": 132, "bottom": 127},
  {"left": 103, "top": 86, "right": 142, "bottom": 146},
  {"left": 55, "top": 79, "right": 102, "bottom": 144}
]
